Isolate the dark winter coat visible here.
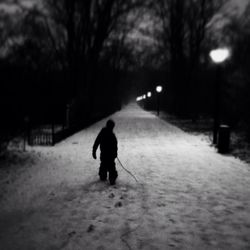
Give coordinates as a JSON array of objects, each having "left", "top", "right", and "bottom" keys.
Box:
[{"left": 93, "top": 127, "right": 118, "bottom": 160}]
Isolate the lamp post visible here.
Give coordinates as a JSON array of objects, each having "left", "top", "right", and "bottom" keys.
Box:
[
  {"left": 209, "top": 48, "right": 230, "bottom": 144},
  {"left": 142, "top": 94, "right": 146, "bottom": 109},
  {"left": 156, "top": 85, "right": 163, "bottom": 116}
]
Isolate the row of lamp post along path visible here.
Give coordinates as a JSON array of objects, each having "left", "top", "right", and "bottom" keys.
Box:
[
  {"left": 136, "top": 85, "right": 163, "bottom": 116},
  {"left": 136, "top": 47, "right": 231, "bottom": 154}
]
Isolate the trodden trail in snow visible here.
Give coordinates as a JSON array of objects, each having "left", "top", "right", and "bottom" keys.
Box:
[{"left": 0, "top": 103, "right": 250, "bottom": 250}]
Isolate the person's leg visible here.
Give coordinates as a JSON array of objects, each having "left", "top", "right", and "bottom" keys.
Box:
[
  {"left": 99, "top": 161, "right": 107, "bottom": 181},
  {"left": 109, "top": 161, "right": 118, "bottom": 185}
]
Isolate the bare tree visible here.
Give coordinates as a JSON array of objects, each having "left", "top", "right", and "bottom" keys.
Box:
[
  {"left": 222, "top": 3, "right": 250, "bottom": 135},
  {"left": 42, "top": 0, "right": 145, "bottom": 97},
  {"left": 152, "top": 0, "right": 225, "bottom": 115}
]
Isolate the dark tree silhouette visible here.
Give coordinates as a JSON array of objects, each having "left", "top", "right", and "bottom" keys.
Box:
[
  {"left": 43, "top": 0, "right": 144, "bottom": 93},
  {"left": 0, "top": 0, "right": 146, "bottom": 127},
  {"left": 152, "top": 0, "right": 225, "bottom": 115},
  {"left": 221, "top": 3, "right": 250, "bottom": 137}
]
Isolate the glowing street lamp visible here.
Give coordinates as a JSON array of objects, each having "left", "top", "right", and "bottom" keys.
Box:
[
  {"left": 209, "top": 47, "right": 230, "bottom": 144},
  {"left": 209, "top": 48, "right": 230, "bottom": 64},
  {"left": 147, "top": 92, "right": 152, "bottom": 98},
  {"left": 156, "top": 85, "right": 163, "bottom": 116},
  {"left": 156, "top": 86, "right": 163, "bottom": 93}
]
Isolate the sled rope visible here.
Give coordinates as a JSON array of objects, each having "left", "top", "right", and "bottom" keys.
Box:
[
  {"left": 117, "top": 157, "right": 146, "bottom": 250},
  {"left": 117, "top": 157, "right": 139, "bottom": 183}
]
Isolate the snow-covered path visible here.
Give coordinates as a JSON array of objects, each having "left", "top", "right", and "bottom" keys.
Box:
[{"left": 1, "top": 103, "right": 250, "bottom": 250}]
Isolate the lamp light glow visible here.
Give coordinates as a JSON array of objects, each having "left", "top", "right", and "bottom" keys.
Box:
[
  {"left": 156, "top": 86, "right": 163, "bottom": 93},
  {"left": 147, "top": 92, "right": 152, "bottom": 97},
  {"left": 209, "top": 48, "right": 230, "bottom": 64}
]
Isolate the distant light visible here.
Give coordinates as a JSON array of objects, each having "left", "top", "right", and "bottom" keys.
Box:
[
  {"left": 209, "top": 48, "right": 230, "bottom": 64},
  {"left": 147, "top": 92, "right": 152, "bottom": 97},
  {"left": 156, "top": 86, "right": 163, "bottom": 93},
  {"left": 136, "top": 96, "right": 144, "bottom": 102},
  {"left": 143, "top": 95, "right": 146, "bottom": 99}
]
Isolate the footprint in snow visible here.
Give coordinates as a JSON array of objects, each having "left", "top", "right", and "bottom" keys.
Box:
[
  {"left": 87, "top": 224, "right": 95, "bottom": 232},
  {"left": 68, "top": 231, "right": 76, "bottom": 237},
  {"left": 115, "top": 201, "right": 123, "bottom": 207},
  {"left": 109, "top": 193, "right": 115, "bottom": 198}
]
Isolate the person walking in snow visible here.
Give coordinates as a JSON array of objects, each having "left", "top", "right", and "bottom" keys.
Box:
[{"left": 92, "top": 119, "right": 118, "bottom": 185}]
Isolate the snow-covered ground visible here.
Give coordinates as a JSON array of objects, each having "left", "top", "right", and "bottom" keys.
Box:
[{"left": 0, "top": 103, "right": 250, "bottom": 250}]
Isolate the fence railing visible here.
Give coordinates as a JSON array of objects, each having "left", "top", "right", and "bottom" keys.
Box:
[{"left": 28, "top": 123, "right": 67, "bottom": 146}]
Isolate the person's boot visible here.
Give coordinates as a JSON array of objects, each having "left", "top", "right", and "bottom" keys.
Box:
[
  {"left": 99, "top": 170, "right": 107, "bottom": 181},
  {"left": 109, "top": 170, "right": 118, "bottom": 185},
  {"left": 110, "top": 179, "right": 116, "bottom": 185}
]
